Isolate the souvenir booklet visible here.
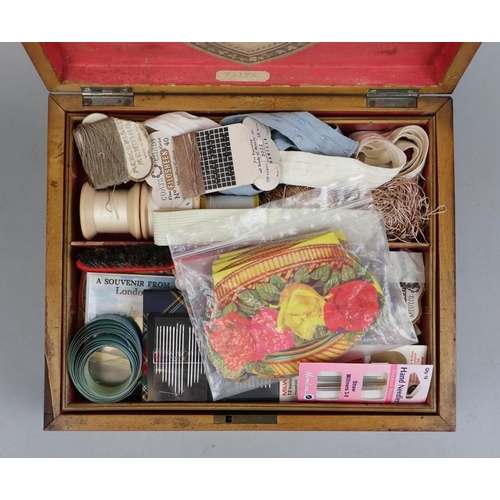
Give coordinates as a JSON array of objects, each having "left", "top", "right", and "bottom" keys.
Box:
[{"left": 84, "top": 272, "right": 176, "bottom": 329}]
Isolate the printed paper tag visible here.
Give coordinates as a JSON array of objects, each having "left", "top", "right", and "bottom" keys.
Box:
[
  {"left": 113, "top": 118, "right": 153, "bottom": 181},
  {"left": 279, "top": 376, "right": 299, "bottom": 401},
  {"left": 147, "top": 133, "right": 186, "bottom": 208},
  {"left": 243, "top": 117, "right": 281, "bottom": 191},
  {"left": 401, "top": 283, "right": 425, "bottom": 323}
]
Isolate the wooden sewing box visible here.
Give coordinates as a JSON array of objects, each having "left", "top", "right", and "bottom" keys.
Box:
[{"left": 23, "top": 42, "right": 480, "bottom": 431}]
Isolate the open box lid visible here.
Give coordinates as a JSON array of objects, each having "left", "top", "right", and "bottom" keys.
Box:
[{"left": 24, "top": 42, "right": 480, "bottom": 98}]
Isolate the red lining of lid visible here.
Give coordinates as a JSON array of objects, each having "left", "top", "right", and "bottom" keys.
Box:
[{"left": 40, "top": 42, "right": 461, "bottom": 88}]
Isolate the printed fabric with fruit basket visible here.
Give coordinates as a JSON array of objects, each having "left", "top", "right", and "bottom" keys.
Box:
[{"left": 206, "top": 232, "right": 385, "bottom": 382}]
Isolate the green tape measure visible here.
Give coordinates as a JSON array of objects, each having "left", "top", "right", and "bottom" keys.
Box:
[{"left": 68, "top": 314, "right": 142, "bottom": 403}]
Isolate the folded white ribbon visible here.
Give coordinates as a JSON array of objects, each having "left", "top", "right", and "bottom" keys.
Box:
[
  {"left": 153, "top": 208, "right": 247, "bottom": 246},
  {"left": 143, "top": 111, "right": 219, "bottom": 135},
  {"left": 279, "top": 151, "right": 404, "bottom": 191},
  {"left": 350, "top": 125, "right": 429, "bottom": 178},
  {"left": 351, "top": 135, "right": 407, "bottom": 168},
  {"left": 154, "top": 207, "right": 371, "bottom": 246}
]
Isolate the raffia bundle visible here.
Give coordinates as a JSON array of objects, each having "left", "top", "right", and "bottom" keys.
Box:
[{"left": 371, "top": 176, "right": 446, "bottom": 242}]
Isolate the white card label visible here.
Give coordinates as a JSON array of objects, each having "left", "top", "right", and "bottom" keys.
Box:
[{"left": 114, "top": 118, "right": 153, "bottom": 181}]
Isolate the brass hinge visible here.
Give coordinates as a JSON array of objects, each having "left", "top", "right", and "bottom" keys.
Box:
[
  {"left": 366, "top": 89, "right": 419, "bottom": 108},
  {"left": 82, "top": 87, "right": 134, "bottom": 107}
]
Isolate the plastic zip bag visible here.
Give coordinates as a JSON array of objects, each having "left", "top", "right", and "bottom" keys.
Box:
[{"left": 167, "top": 180, "right": 417, "bottom": 400}]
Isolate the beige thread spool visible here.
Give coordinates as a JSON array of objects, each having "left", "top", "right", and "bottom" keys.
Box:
[{"left": 80, "top": 182, "right": 142, "bottom": 240}]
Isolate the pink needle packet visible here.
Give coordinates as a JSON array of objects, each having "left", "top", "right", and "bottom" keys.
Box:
[{"left": 298, "top": 362, "right": 433, "bottom": 403}]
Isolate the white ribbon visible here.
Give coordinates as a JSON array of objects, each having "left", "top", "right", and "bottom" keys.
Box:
[
  {"left": 279, "top": 151, "right": 404, "bottom": 191},
  {"left": 350, "top": 125, "right": 429, "bottom": 178},
  {"left": 143, "top": 111, "right": 219, "bottom": 135}
]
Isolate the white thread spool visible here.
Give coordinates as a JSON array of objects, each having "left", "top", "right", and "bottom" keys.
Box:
[{"left": 80, "top": 182, "right": 142, "bottom": 240}]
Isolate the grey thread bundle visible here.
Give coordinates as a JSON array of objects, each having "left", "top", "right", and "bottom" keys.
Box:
[{"left": 73, "top": 118, "right": 131, "bottom": 189}]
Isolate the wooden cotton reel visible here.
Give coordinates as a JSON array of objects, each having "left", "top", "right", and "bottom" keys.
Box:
[
  {"left": 80, "top": 182, "right": 143, "bottom": 240},
  {"left": 80, "top": 181, "right": 178, "bottom": 240}
]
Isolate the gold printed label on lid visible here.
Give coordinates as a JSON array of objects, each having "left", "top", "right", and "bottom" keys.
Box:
[{"left": 187, "top": 42, "right": 316, "bottom": 65}]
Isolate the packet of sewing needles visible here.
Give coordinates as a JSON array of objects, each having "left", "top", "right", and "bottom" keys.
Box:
[
  {"left": 167, "top": 180, "right": 417, "bottom": 401},
  {"left": 146, "top": 313, "right": 210, "bottom": 402},
  {"left": 298, "top": 362, "right": 433, "bottom": 403}
]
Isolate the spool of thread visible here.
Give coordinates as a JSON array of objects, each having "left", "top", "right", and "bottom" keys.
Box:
[
  {"left": 80, "top": 182, "right": 142, "bottom": 240},
  {"left": 73, "top": 117, "right": 153, "bottom": 189},
  {"left": 139, "top": 182, "right": 160, "bottom": 240}
]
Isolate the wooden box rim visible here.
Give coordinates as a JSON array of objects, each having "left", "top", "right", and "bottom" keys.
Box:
[{"left": 41, "top": 91, "right": 458, "bottom": 431}]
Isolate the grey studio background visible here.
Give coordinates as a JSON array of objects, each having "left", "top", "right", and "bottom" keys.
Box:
[{"left": 0, "top": 42, "right": 498, "bottom": 458}]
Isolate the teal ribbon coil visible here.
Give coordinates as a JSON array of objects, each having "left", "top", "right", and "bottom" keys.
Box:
[{"left": 68, "top": 314, "right": 142, "bottom": 403}]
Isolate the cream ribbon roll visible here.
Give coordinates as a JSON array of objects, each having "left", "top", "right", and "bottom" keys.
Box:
[{"left": 350, "top": 125, "right": 429, "bottom": 178}]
